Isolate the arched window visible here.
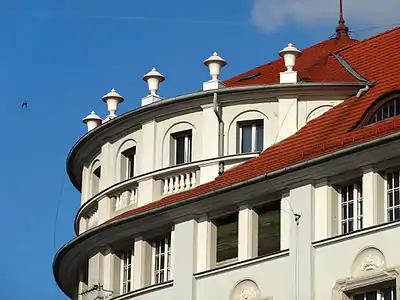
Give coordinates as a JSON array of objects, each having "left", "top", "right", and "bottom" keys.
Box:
[{"left": 367, "top": 93, "right": 400, "bottom": 125}]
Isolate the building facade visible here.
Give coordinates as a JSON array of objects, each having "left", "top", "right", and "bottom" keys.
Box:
[{"left": 54, "top": 24, "right": 400, "bottom": 300}]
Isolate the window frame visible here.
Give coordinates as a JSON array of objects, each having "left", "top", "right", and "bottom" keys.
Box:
[
  {"left": 358, "top": 91, "right": 400, "bottom": 127},
  {"left": 350, "top": 283, "right": 396, "bottom": 300},
  {"left": 151, "top": 234, "right": 172, "bottom": 285},
  {"left": 238, "top": 119, "right": 264, "bottom": 153},
  {"left": 385, "top": 170, "right": 400, "bottom": 222},
  {"left": 171, "top": 130, "right": 192, "bottom": 166},
  {"left": 254, "top": 201, "right": 281, "bottom": 257},
  {"left": 121, "top": 147, "right": 137, "bottom": 180},
  {"left": 338, "top": 181, "right": 363, "bottom": 234},
  {"left": 119, "top": 248, "right": 134, "bottom": 294},
  {"left": 213, "top": 213, "right": 239, "bottom": 266}
]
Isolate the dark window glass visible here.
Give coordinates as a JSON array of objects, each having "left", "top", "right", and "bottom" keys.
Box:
[
  {"left": 175, "top": 136, "right": 185, "bottom": 164},
  {"left": 215, "top": 213, "right": 238, "bottom": 263},
  {"left": 241, "top": 125, "right": 252, "bottom": 153},
  {"left": 256, "top": 202, "right": 280, "bottom": 256}
]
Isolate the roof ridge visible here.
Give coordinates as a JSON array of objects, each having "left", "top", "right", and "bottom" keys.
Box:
[{"left": 336, "top": 26, "right": 400, "bottom": 54}]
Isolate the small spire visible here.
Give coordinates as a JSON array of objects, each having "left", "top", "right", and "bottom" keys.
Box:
[{"left": 336, "top": 0, "right": 349, "bottom": 39}]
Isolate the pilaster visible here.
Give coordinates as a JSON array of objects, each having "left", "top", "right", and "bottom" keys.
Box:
[
  {"left": 238, "top": 205, "right": 258, "bottom": 260},
  {"left": 277, "top": 97, "right": 298, "bottom": 142}
]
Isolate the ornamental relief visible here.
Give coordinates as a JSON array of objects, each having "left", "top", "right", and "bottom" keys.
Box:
[
  {"left": 351, "top": 247, "right": 386, "bottom": 278},
  {"left": 230, "top": 279, "right": 261, "bottom": 300}
]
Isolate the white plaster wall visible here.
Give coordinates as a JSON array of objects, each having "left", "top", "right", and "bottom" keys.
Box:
[
  {"left": 297, "top": 100, "right": 342, "bottom": 129},
  {"left": 196, "top": 254, "right": 290, "bottom": 300},
  {"left": 223, "top": 102, "right": 278, "bottom": 155},
  {"left": 314, "top": 224, "right": 400, "bottom": 300}
]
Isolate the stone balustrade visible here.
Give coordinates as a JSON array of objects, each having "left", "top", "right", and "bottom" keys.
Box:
[
  {"left": 162, "top": 170, "right": 197, "bottom": 195},
  {"left": 112, "top": 186, "right": 138, "bottom": 212}
]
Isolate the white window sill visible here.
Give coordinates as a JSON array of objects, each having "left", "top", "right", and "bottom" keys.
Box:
[{"left": 111, "top": 280, "right": 173, "bottom": 300}]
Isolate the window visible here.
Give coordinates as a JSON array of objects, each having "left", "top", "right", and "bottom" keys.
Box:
[
  {"left": 255, "top": 202, "right": 280, "bottom": 256},
  {"left": 171, "top": 130, "right": 192, "bottom": 165},
  {"left": 214, "top": 213, "right": 238, "bottom": 264},
  {"left": 350, "top": 283, "right": 396, "bottom": 300},
  {"left": 120, "top": 249, "right": 134, "bottom": 294},
  {"left": 368, "top": 97, "right": 400, "bottom": 125},
  {"left": 339, "top": 181, "right": 363, "bottom": 234},
  {"left": 151, "top": 234, "right": 171, "bottom": 284},
  {"left": 239, "top": 120, "right": 264, "bottom": 153},
  {"left": 121, "top": 147, "right": 136, "bottom": 180},
  {"left": 92, "top": 166, "right": 101, "bottom": 195},
  {"left": 386, "top": 171, "right": 400, "bottom": 222}
]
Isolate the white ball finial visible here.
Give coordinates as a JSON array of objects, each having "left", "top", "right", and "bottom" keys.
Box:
[
  {"left": 102, "top": 89, "right": 124, "bottom": 118},
  {"left": 203, "top": 52, "right": 227, "bottom": 81},
  {"left": 82, "top": 111, "right": 102, "bottom": 132},
  {"left": 279, "top": 43, "right": 302, "bottom": 72},
  {"left": 142, "top": 67, "right": 165, "bottom": 96}
]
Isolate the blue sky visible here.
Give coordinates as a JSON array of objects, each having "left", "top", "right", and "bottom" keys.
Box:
[{"left": 0, "top": 1, "right": 397, "bottom": 299}]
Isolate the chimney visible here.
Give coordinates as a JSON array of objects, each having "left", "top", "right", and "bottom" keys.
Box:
[
  {"left": 279, "top": 43, "right": 302, "bottom": 84},
  {"left": 82, "top": 111, "right": 102, "bottom": 132},
  {"left": 102, "top": 89, "right": 124, "bottom": 119},
  {"left": 142, "top": 67, "right": 165, "bottom": 106},
  {"left": 203, "top": 52, "right": 227, "bottom": 91}
]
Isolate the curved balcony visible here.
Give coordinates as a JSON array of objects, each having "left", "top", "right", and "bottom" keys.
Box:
[{"left": 76, "top": 152, "right": 259, "bottom": 234}]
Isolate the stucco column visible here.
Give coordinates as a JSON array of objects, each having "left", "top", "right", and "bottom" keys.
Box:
[
  {"left": 363, "top": 169, "right": 385, "bottom": 227},
  {"left": 137, "top": 120, "right": 160, "bottom": 206},
  {"left": 314, "top": 182, "right": 338, "bottom": 241},
  {"left": 81, "top": 166, "right": 90, "bottom": 205},
  {"left": 133, "top": 237, "right": 152, "bottom": 289},
  {"left": 289, "top": 184, "right": 314, "bottom": 300},
  {"left": 201, "top": 104, "right": 219, "bottom": 160},
  {"left": 102, "top": 249, "right": 117, "bottom": 296},
  {"left": 238, "top": 205, "right": 258, "bottom": 260},
  {"left": 277, "top": 97, "right": 298, "bottom": 142},
  {"left": 88, "top": 253, "right": 103, "bottom": 287},
  {"left": 100, "top": 142, "right": 116, "bottom": 190},
  {"left": 173, "top": 220, "right": 197, "bottom": 300},
  {"left": 196, "top": 217, "right": 215, "bottom": 272}
]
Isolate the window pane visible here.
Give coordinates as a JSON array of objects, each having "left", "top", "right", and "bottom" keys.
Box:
[
  {"left": 395, "top": 208, "right": 400, "bottom": 221},
  {"left": 366, "top": 291, "right": 377, "bottom": 300},
  {"left": 257, "top": 202, "right": 280, "bottom": 256},
  {"left": 176, "top": 136, "right": 185, "bottom": 164},
  {"left": 241, "top": 125, "right": 252, "bottom": 153},
  {"left": 396, "top": 99, "right": 400, "bottom": 115},
  {"left": 215, "top": 214, "right": 238, "bottom": 263},
  {"left": 187, "top": 135, "right": 192, "bottom": 162},
  {"left": 353, "top": 294, "right": 364, "bottom": 300},
  {"left": 388, "top": 172, "right": 393, "bottom": 189},
  {"left": 395, "top": 190, "right": 400, "bottom": 206},
  {"left": 389, "top": 100, "right": 395, "bottom": 117},
  {"left": 256, "top": 124, "right": 264, "bottom": 152},
  {"left": 348, "top": 202, "right": 354, "bottom": 218},
  {"left": 381, "top": 287, "right": 394, "bottom": 300}
]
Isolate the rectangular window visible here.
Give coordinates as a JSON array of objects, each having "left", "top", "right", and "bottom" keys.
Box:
[
  {"left": 255, "top": 202, "right": 280, "bottom": 256},
  {"left": 387, "top": 170, "right": 400, "bottom": 222},
  {"left": 172, "top": 131, "right": 192, "bottom": 165},
  {"left": 214, "top": 213, "right": 238, "bottom": 264},
  {"left": 351, "top": 283, "right": 395, "bottom": 300},
  {"left": 122, "top": 147, "right": 136, "bottom": 180},
  {"left": 340, "top": 181, "right": 363, "bottom": 234},
  {"left": 120, "top": 248, "right": 134, "bottom": 294},
  {"left": 239, "top": 120, "right": 264, "bottom": 153},
  {"left": 151, "top": 234, "right": 171, "bottom": 284}
]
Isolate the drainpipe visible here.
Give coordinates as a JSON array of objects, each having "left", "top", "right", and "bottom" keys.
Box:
[
  {"left": 356, "top": 85, "right": 370, "bottom": 98},
  {"left": 213, "top": 92, "right": 225, "bottom": 175}
]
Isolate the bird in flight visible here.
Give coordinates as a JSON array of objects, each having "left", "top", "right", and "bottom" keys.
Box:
[{"left": 21, "top": 100, "right": 28, "bottom": 108}]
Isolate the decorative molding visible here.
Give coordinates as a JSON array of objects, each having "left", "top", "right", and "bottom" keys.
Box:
[
  {"left": 351, "top": 247, "right": 386, "bottom": 277},
  {"left": 231, "top": 279, "right": 261, "bottom": 300}
]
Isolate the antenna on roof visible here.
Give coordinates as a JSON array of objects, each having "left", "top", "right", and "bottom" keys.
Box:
[{"left": 336, "top": 0, "right": 350, "bottom": 39}]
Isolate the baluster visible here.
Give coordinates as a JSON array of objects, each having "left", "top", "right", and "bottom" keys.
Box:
[
  {"left": 179, "top": 174, "right": 185, "bottom": 191},
  {"left": 174, "top": 176, "right": 179, "bottom": 192},
  {"left": 163, "top": 179, "right": 169, "bottom": 195},
  {"left": 191, "top": 172, "right": 196, "bottom": 188},
  {"left": 185, "top": 173, "right": 191, "bottom": 190},
  {"left": 168, "top": 177, "right": 174, "bottom": 194}
]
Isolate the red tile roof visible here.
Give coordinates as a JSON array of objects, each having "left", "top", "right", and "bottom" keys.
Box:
[
  {"left": 224, "top": 37, "right": 359, "bottom": 86},
  {"left": 110, "top": 27, "right": 400, "bottom": 222}
]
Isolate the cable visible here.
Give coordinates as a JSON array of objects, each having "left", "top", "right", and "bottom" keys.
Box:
[
  {"left": 273, "top": 99, "right": 296, "bottom": 144},
  {"left": 53, "top": 171, "right": 68, "bottom": 251}
]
